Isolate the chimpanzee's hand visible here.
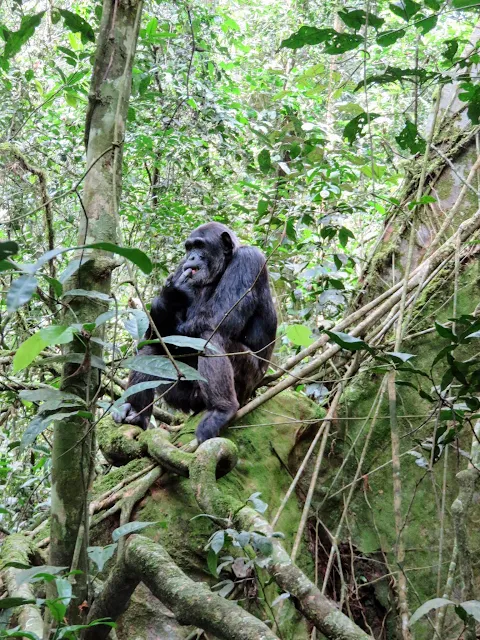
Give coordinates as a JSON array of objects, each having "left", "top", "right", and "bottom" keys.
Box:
[
  {"left": 164, "top": 268, "right": 194, "bottom": 305},
  {"left": 112, "top": 402, "right": 150, "bottom": 429}
]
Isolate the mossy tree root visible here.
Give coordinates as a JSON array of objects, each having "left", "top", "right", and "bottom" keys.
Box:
[
  {"left": 86, "top": 535, "right": 278, "bottom": 640},
  {"left": 189, "top": 439, "right": 373, "bottom": 640}
]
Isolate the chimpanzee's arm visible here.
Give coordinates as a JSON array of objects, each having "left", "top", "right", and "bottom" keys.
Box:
[{"left": 113, "top": 265, "right": 192, "bottom": 429}]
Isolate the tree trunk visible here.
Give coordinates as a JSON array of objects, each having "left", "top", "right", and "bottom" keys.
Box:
[{"left": 48, "top": 0, "right": 143, "bottom": 625}]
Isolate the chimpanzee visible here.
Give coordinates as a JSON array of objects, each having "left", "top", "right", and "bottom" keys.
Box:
[{"left": 113, "top": 222, "right": 277, "bottom": 443}]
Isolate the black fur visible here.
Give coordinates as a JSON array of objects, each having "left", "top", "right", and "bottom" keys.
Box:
[{"left": 114, "top": 222, "right": 277, "bottom": 443}]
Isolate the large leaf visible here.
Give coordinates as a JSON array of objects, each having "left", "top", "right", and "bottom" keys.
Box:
[
  {"left": 356, "top": 66, "right": 435, "bottom": 92},
  {"left": 59, "top": 9, "right": 95, "bottom": 43},
  {"left": 113, "top": 380, "right": 164, "bottom": 407},
  {"left": 85, "top": 243, "right": 153, "bottom": 274},
  {"left": 13, "top": 333, "right": 48, "bottom": 372},
  {"left": 0, "top": 241, "right": 18, "bottom": 260},
  {"left": 4, "top": 12, "right": 45, "bottom": 59},
  {"left": 6, "top": 275, "right": 37, "bottom": 312},
  {"left": 286, "top": 324, "right": 314, "bottom": 347},
  {"left": 343, "top": 112, "right": 380, "bottom": 145},
  {"left": 123, "top": 310, "right": 149, "bottom": 340},
  {"left": 458, "top": 82, "right": 480, "bottom": 125},
  {"left": 39, "top": 325, "right": 76, "bottom": 345},
  {"left": 258, "top": 149, "right": 272, "bottom": 174},
  {"left": 20, "top": 411, "right": 81, "bottom": 450},
  {"left": 125, "top": 355, "right": 206, "bottom": 381},
  {"left": 0, "top": 596, "right": 36, "bottom": 609},
  {"left": 396, "top": 121, "right": 426, "bottom": 154},
  {"left": 112, "top": 521, "right": 158, "bottom": 542},
  {"left": 16, "top": 565, "right": 66, "bottom": 586},
  {"left": 460, "top": 600, "right": 480, "bottom": 622},
  {"left": 163, "top": 335, "right": 220, "bottom": 353},
  {"left": 376, "top": 29, "right": 406, "bottom": 46},
  {"left": 389, "top": 0, "right": 422, "bottom": 20},
  {"left": 19, "top": 388, "right": 81, "bottom": 404},
  {"left": 338, "top": 9, "right": 384, "bottom": 30},
  {"left": 281, "top": 26, "right": 363, "bottom": 53},
  {"left": 325, "top": 330, "right": 373, "bottom": 352},
  {"left": 87, "top": 544, "right": 117, "bottom": 572},
  {"left": 410, "top": 598, "right": 454, "bottom": 625},
  {"left": 62, "top": 288, "right": 111, "bottom": 301}
]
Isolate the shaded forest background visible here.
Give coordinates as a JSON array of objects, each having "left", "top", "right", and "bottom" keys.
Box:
[{"left": 0, "top": 0, "right": 480, "bottom": 639}]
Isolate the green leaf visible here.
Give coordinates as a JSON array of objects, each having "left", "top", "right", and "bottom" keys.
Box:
[
  {"left": 384, "top": 351, "right": 416, "bottom": 362},
  {"left": 207, "top": 548, "right": 218, "bottom": 576},
  {"left": 286, "top": 324, "right": 314, "bottom": 347},
  {"left": 58, "top": 258, "right": 88, "bottom": 284},
  {"left": 338, "top": 9, "right": 384, "bottom": 30},
  {"left": 458, "top": 82, "right": 480, "bottom": 125},
  {"left": 357, "top": 66, "right": 434, "bottom": 92},
  {"left": 0, "top": 240, "right": 18, "bottom": 260},
  {"left": 339, "top": 227, "right": 354, "bottom": 247},
  {"left": 410, "top": 598, "right": 454, "bottom": 625},
  {"left": 389, "top": 0, "right": 422, "bottom": 20},
  {"left": 42, "top": 275, "right": 63, "bottom": 297},
  {"left": 87, "top": 544, "right": 117, "bottom": 572},
  {"left": 124, "top": 310, "right": 149, "bottom": 340},
  {"left": 112, "top": 521, "right": 158, "bottom": 542},
  {"left": 424, "top": 0, "right": 441, "bottom": 8},
  {"left": 59, "top": 9, "right": 95, "bottom": 43},
  {"left": 376, "top": 29, "right": 406, "bottom": 46},
  {"left": 125, "top": 355, "right": 206, "bottom": 381},
  {"left": 19, "top": 388, "right": 81, "bottom": 404},
  {"left": 281, "top": 26, "right": 331, "bottom": 48},
  {"left": 209, "top": 530, "right": 225, "bottom": 554},
  {"left": 325, "top": 330, "right": 373, "bottom": 352},
  {"left": 435, "top": 322, "right": 456, "bottom": 341},
  {"left": 4, "top": 12, "right": 45, "bottom": 59},
  {"left": 459, "top": 600, "right": 480, "bottom": 622},
  {"left": 0, "top": 596, "right": 36, "bottom": 609},
  {"left": 62, "top": 288, "right": 110, "bottom": 301},
  {"left": 113, "top": 380, "right": 163, "bottom": 407},
  {"left": 324, "top": 32, "right": 364, "bottom": 54},
  {"left": 443, "top": 39, "right": 459, "bottom": 61},
  {"left": 452, "top": 0, "right": 480, "bottom": 8},
  {"left": 281, "top": 26, "right": 363, "bottom": 53},
  {"left": 6, "top": 275, "right": 37, "bottom": 313},
  {"left": 396, "top": 121, "right": 426, "bottom": 154},
  {"left": 20, "top": 411, "right": 82, "bottom": 450},
  {"left": 343, "top": 112, "right": 380, "bottom": 145},
  {"left": 258, "top": 149, "right": 272, "bottom": 174},
  {"left": 39, "top": 325, "right": 75, "bottom": 345},
  {"left": 13, "top": 332, "right": 48, "bottom": 372},
  {"left": 85, "top": 243, "right": 153, "bottom": 274},
  {"left": 16, "top": 565, "right": 67, "bottom": 586},
  {"left": 162, "top": 335, "right": 220, "bottom": 353},
  {"left": 416, "top": 14, "right": 437, "bottom": 34}
]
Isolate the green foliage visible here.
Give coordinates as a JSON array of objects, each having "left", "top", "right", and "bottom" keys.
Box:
[
  {"left": 395, "top": 120, "right": 426, "bottom": 154},
  {"left": 2, "top": 12, "right": 45, "bottom": 61},
  {"left": 343, "top": 112, "right": 380, "bottom": 145}
]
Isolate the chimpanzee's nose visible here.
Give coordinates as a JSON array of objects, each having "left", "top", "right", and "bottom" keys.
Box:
[{"left": 184, "top": 252, "right": 201, "bottom": 271}]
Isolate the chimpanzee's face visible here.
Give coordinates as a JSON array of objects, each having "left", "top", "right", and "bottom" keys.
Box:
[{"left": 183, "top": 225, "right": 234, "bottom": 286}]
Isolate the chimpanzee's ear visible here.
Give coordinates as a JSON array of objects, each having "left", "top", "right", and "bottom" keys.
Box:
[{"left": 221, "top": 231, "right": 234, "bottom": 256}]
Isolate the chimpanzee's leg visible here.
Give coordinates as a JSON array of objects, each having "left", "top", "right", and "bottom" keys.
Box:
[{"left": 195, "top": 335, "right": 239, "bottom": 443}]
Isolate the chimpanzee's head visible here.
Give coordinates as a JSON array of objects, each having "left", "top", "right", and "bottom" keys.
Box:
[{"left": 183, "top": 222, "right": 240, "bottom": 286}]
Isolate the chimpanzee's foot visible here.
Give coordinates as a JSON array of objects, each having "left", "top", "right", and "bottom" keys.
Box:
[{"left": 195, "top": 408, "right": 237, "bottom": 443}]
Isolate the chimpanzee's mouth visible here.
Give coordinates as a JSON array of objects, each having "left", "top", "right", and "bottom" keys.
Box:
[{"left": 191, "top": 269, "right": 199, "bottom": 275}]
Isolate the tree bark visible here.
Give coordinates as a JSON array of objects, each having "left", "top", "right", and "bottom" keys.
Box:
[{"left": 48, "top": 0, "right": 143, "bottom": 624}]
